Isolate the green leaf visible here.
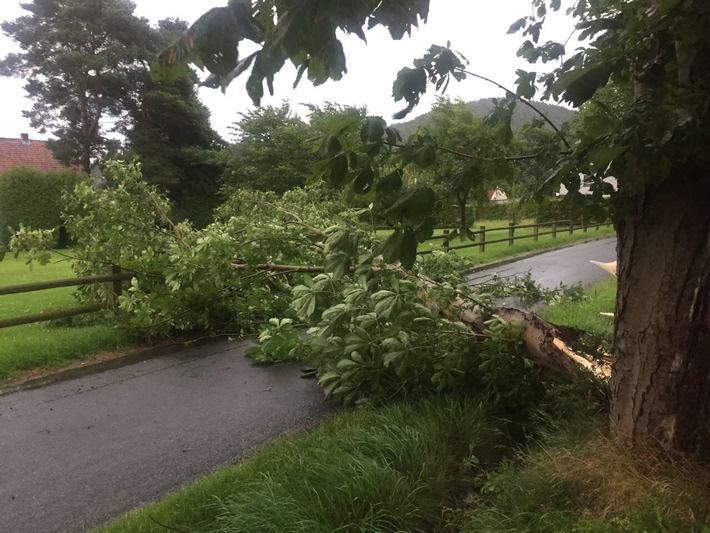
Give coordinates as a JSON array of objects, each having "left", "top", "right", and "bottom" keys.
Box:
[
  {"left": 353, "top": 167, "right": 375, "bottom": 194},
  {"left": 360, "top": 117, "right": 386, "bottom": 143},
  {"left": 507, "top": 17, "right": 527, "bottom": 34},
  {"left": 324, "top": 251, "right": 351, "bottom": 280},
  {"left": 329, "top": 153, "right": 350, "bottom": 186},
  {"left": 383, "top": 351, "right": 404, "bottom": 367},
  {"left": 587, "top": 145, "right": 627, "bottom": 171},
  {"left": 377, "top": 169, "right": 404, "bottom": 194},
  {"left": 381, "top": 227, "right": 417, "bottom": 268},
  {"left": 415, "top": 217, "right": 436, "bottom": 243},
  {"left": 553, "top": 63, "right": 613, "bottom": 107},
  {"left": 385, "top": 186, "right": 436, "bottom": 224}
]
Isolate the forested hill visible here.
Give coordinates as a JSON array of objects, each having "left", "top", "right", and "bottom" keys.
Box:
[{"left": 393, "top": 97, "right": 577, "bottom": 137}]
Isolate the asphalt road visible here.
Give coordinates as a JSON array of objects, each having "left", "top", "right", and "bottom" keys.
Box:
[
  {"left": 465, "top": 236, "right": 617, "bottom": 289},
  {"left": 0, "top": 236, "right": 616, "bottom": 532},
  {"left": 0, "top": 339, "right": 335, "bottom": 532}
]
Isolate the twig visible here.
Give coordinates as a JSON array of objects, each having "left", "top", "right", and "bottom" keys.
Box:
[
  {"left": 461, "top": 68, "right": 572, "bottom": 149},
  {"left": 148, "top": 515, "right": 189, "bottom": 533},
  {"left": 139, "top": 184, "right": 187, "bottom": 245}
]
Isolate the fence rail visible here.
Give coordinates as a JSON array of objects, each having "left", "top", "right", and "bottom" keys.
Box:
[
  {"left": 0, "top": 267, "right": 131, "bottom": 330},
  {"left": 419, "top": 219, "right": 610, "bottom": 255}
]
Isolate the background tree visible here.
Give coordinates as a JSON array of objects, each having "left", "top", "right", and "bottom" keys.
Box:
[
  {"left": 157, "top": 0, "right": 710, "bottom": 458},
  {"left": 222, "top": 103, "right": 315, "bottom": 195},
  {"left": 119, "top": 18, "right": 227, "bottom": 226},
  {"left": 414, "top": 97, "right": 518, "bottom": 231},
  {"left": 0, "top": 0, "right": 154, "bottom": 174}
]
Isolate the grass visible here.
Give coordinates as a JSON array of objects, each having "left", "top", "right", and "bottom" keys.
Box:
[
  {"left": 0, "top": 253, "right": 133, "bottom": 382},
  {"left": 539, "top": 276, "right": 617, "bottom": 338},
  {"left": 460, "top": 423, "right": 710, "bottom": 532},
  {"left": 97, "top": 395, "right": 507, "bottom": 533}
]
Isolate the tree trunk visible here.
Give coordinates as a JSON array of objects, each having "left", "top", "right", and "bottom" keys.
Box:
[{"left": 612, "top": 170, "right": 710, "bottom": 458}]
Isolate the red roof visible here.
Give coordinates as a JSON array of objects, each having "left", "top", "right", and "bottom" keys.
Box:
[{"left": 0, "top": 136, "right": 80, "bottom": 173}]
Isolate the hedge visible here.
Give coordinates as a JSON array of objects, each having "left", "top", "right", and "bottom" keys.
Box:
[{"left": 0, "top": 166, "right": 83, "bottom": 246}]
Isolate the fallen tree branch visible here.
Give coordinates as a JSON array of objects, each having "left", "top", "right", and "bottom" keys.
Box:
[{"left": 230, "top": 261, "right": 611, "bottom": 384}]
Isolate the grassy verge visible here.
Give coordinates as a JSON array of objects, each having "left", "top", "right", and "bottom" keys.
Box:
[
  {"left": 539, "top": 276, "right": 617, "bottom": 338},
  {"left": 460, "top": 423, "right": 710, "bottom": 532},
  {"left": 97, "top": 395, "right": 509, "bottom": 533},
  {"left": 0, "top": 254, "right": 133, "bottom": 382},
  {"left": 424, "top": 224, "right": 615, "bottom": 265}
]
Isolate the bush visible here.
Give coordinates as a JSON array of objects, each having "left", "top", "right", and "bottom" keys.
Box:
[{"left": 0, "top": 166, "right": 83, "bottom": 245}]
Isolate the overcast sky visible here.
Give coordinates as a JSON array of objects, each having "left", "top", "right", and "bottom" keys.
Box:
[{"left": 0, "top": 1, "right": 577, "bottom": 142}]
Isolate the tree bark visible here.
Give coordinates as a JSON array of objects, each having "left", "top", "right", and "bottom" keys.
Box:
[{"left": 612, "top": 170, "right": 710, "bottom": 458}]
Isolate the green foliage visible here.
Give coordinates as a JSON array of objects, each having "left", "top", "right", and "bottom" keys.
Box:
[
  {"left": 416, "top": 250, "right": 474, "bottom": 284},
  {"left": 5, "top": 162, "right": 366, "bottom": 338},
  {"left": 222, "top": 103, "right": 316, "bottom": 195},
  {"left": 480, "top": 272, "right": 586, "bottom": 308},
  {"left": 0, "top": 167, "right": 82, "bottom": 245},
  {"left": 119, "top": 19, "right": 227, "bottom": 224},
  {"left": 288, "top": 268, "right": 547, "bottom": 408},
  {"left": 245, "top": 318, "right": 307, "bottom": 363},
  {"left": 155, "top": 1, "right": 429, "bottom": 104}
]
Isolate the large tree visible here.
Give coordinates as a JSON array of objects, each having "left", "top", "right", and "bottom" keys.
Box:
[
  {"left": 222, "top": 103, "right": 315, "bottom": 195},
  {"left": 0, "top": 0, "right": 154, "bottom": 174},
  {"left": 119, "top": 18, "right": 226, "bottom": 225},
  {"left": 156, "top": 0, "right": 710, "bottom": 457}
]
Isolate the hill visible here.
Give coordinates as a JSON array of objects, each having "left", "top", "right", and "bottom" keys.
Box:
[{"left": 393, "top": 97, "right": 576, "bottom": 138}]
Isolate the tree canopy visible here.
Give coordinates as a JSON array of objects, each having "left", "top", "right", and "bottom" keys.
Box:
[{"left": 222, "top": 103, "right": 315, "bottom": 194}]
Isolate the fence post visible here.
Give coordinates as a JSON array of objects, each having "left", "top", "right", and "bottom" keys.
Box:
[
  {"left": 569, "top": 219, "right": 574, "bottom": 235},
  {"left": 443, "top": 229, "right": 450, "bottom": 253},
  {"left": 533, "top": 222, "right": 539, "bottom": 242},
  {"left": 552, "top": 222, "right": 557, "bottom": 238},
  {"left": 508, "top": 222, "right": 515, "bottom": 246},
  {"left": 109, "top": 265, "right": 122, "bottom": 309},
  {"left": 479, "top": 225, "right": 486, "bottom": 253}
]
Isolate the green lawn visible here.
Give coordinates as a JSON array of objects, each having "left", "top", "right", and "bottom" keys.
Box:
[
  {"left": 0, "top": 253, "right": 132, "bottom": 382},
  {"left": 539, "top": 276, "right": 617, "bottom": 338}
]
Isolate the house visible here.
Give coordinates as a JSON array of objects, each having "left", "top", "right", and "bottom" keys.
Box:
[
  {"left": 487, "top": 188, "right": 508, "bottom": 202},
  {"left": 558, "top": 175, "right": 618, "bottom": 197},
  {"left": 0, "top": 133, "right": 77, "bottom": 173}
]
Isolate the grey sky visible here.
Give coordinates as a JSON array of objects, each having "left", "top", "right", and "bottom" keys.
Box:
[{"left": 0, "top": 1, "right": 577, "bottom": 142}]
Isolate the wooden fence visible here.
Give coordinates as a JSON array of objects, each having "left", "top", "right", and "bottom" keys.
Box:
[
  {"left": 419, "top": 219, "right": 611, "bottom": 255},
  {"left": 0, "top": 266, "right": 133, "bottom": 329}
]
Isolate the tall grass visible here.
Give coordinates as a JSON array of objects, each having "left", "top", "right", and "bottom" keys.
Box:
[
  {"left": 461, "top": 423, "right": 710, "bottom": 532},
  {"left": 0, "top": 253, "right": 132, "bottom": 382},
  {"left": 98, "top": 395, "right": 508, "bottom": 533}
]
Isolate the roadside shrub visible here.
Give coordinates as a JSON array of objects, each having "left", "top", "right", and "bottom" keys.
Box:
[{"left": 0, "top": 166, "right": 83, "bottom": 245}]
